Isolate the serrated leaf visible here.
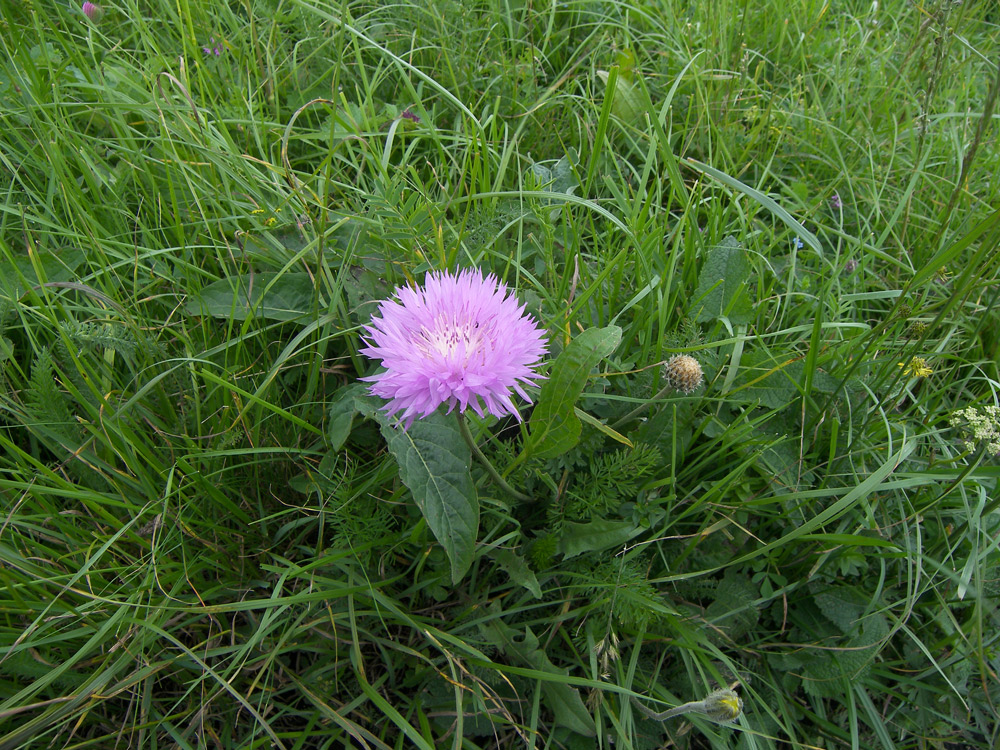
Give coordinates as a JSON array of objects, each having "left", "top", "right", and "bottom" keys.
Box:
[
  {"left": 814, "top": 587, "right": 871, "bottom": 635},
  {"left": 705, "top": 570, "right": 760, "bottom": 640},
  {"left": 493, "top": 548, "right": 542, "bottom": 599},
  {"left": 800, "top": 656, "right": 845, "bottom": 699},
  {"left": 802, "top": 586, "right": 889, "bottom": 688},
  {"left": 526, "top": 326, "right": 622, "bottom": 459},
  {"left": 186, "top": 272, "right": 316, "bottom": 322},
  {"left": 691, "top": 236, "right": 753, "bottom": 324},
  {"left": 357, "top": 398, "right": 478, "bottom": 583}
]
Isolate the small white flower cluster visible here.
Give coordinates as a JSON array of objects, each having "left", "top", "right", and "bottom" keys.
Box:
[{"left": 951, "top": 405, "right": 1000, "bottom": 456}]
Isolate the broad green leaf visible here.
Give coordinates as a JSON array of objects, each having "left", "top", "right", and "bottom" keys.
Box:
[
  {"left": 596, "top": 68, "right": 644, "bottom": 124},
  {"left": 479, "top": 616, "right": 595, "bottom": 736},
  {"left": 813, "top": 585, "right": 880, "bottom": 635},
  {"left": 529, "top": 151, "right": 580, "bottom": 196},
  {"left": 0, "top": 248, "right": 86, "bottom": 299},
  {"left": 526, "top": 326, "right": 622, "bottom": 459},
  {"left": 328, "top": 383, "right": 365, "bottom": 451},
  {"left": 358, "top": 398, "right": 478, "bottom": 583},
  {"left": 691, "top": 236, "right": 753, "bottom": 324},
  {"left": 492, "top": 548, "right": 542, "bottom": 599},
  {"left": 239, "top": 229, "right": 310, "bottom": 265},
  {"left": 186, "top": 272, "right": 316, "bottom": 322},
  {"left": 705, "top": 570, "right": 760, "bottom": 640},
  {"left": 548, "top": 150, "right": 580, "bottom": 195},
  {"left": 558, "top": 517, "right": 656, "bottom": 559},
  {"left": 731, "top": 355, "right": 801, "bottom": 408},
  {"left": 801, "top": 586, "right": 889, "bottom": 694},
  {"left": 528, "top": 151, "right": 581, "bottom": 221}
]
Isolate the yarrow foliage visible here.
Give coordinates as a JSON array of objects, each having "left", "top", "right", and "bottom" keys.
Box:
[{"left": 360, "top": 269, "right": 548, "bottom": 427}]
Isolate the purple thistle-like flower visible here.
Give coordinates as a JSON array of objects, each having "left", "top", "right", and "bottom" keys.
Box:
[
  {"left": 82, "top": 2, "right": 103, "bottom": 20},
  {"left": 360, "top": 269, "right": 548, "bottom": 427},
  {"left": 830, "top": 192, "right": 842, "bottom": 210}
]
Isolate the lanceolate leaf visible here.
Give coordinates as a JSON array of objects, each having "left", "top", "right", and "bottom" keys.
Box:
[
  {"left": 526, "top": 326, "right": 622, "bottom": 460},
  {"left": 691, "top": 236, "right": 753, "bottom": 324},
  {"left": 357, "top": 398, "right": 478, "bottom": 583},
  {"left": 558, "top": 514, "right": 663, "bottom": 559}
]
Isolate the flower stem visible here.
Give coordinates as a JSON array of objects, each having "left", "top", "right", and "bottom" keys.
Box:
[{"left": 457, "top": 413, "right": 532, "bottom": 503}]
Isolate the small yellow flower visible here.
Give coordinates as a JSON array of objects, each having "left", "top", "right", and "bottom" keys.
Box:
[{"left": 898, "top": 357, "right": 932, "bottom": 378}]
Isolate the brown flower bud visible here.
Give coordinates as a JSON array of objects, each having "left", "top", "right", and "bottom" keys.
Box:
[{"left": 664, "top": 354, "right": 704, "bottom": 394}]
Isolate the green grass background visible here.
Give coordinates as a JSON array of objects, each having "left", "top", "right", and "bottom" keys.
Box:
[{"left": 1, "top": 0, "right": 999, "bottom": 748}]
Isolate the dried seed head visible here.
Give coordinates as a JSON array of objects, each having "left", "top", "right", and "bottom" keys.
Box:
[{"left": 664, "top": 354, "right": 704, "bottom": 394}]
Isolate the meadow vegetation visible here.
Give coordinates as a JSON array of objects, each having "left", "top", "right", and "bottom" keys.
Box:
[{"left": 1, "top": 0, "right": 999, "bottom": 748}]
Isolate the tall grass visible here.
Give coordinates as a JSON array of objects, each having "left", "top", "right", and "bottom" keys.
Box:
[{"left": 1, "top": 0, "right": 999, "bottom": 748}]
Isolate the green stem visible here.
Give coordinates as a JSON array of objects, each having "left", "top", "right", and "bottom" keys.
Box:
[
  {"left": 610, "top": 384, "right": 671, "bottom": 430},
  {"left": 456, "top": 413, "right": 532, "bottom": 503}
]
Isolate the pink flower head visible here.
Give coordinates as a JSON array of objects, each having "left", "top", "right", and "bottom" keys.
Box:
[
  {"left": 360, "top": 269, "right": 548, "bottom": 427},
  {"left": 82, "top": 2, "right": 103, "bottom": 20}
]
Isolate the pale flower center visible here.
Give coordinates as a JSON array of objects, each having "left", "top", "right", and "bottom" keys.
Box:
[{"left": 418, "top": 315, "right": 485, "bottom": 363}]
